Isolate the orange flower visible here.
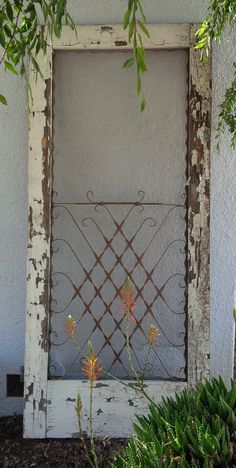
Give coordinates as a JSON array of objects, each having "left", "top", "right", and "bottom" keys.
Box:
[
  {"left": 147, "top": 324, "right": 160, "bottom": 345},
  {"left": 82, "top": 342, "right": 102, "bottom": 382},
  {"left": 65, "top": 315, "right": 77, "bottom": 338},
  {"left": 120, "top": 276, "right": 136, "bottom": 322}
]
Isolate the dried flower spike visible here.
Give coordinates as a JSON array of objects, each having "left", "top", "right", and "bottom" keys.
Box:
[
  {"left": 147, "top": 324, "right": 160, "bottom": 345},
  {"left": 82, "top": 342, "right": 102, "bottom": 382},
  {"left": 75, "top": 392, "right": 82, "bottom": 415},
  {"left": 120, "top": 276, "right": 136, "bottom": 322},
  {"left": 65, "top": 315, "right": 77, "bottom": 338}
]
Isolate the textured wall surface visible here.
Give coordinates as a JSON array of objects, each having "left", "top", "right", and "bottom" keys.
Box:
[
  {"left": 0, "top": 0, "right": 235, "bottom": 415},
  {"left": 211, "top": 29, "right": 236, "bottom": 380},
  {"left": 0, "top": 72, "right": 27, "bottom": 415}
]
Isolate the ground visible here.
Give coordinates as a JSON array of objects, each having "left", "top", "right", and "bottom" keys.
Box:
[{"left": 0, "top": 416, "right": 125, "bottom": 467}]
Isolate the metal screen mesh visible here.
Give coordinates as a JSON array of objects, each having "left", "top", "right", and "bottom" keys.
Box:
[{"left": 49, "top": 49, "right": 188, "bottom": 381}]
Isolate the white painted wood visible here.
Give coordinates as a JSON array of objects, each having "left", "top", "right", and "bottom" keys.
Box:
[
  {"left": 51, "top": 24, "right": 192, "bottom": 50},
  {"left": 47, "top": 380, "right": 187, "bottom": 438},
  {"left": 187, "top": 26, "right": 211, "bottom": 385},
  {"left": 24, "top": 24, "right": 211, "bottom": 438},
  {"left": 24, "top": 50, "right": 53, "bottom": 438}
]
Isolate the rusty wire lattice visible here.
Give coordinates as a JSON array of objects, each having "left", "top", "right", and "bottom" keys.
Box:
[{"left": 49, "top": 191, "right": 187, "bottom": 381}]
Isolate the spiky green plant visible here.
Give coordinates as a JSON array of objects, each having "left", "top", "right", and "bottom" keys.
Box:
[{"left": 112, "top": 377, "right": 236, "bottom": 467}]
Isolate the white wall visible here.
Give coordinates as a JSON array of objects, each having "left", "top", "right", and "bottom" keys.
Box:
[
  {"left": 0, "top": 0, "right": 235, "bottom": 416},
  {"left": 211, "top": 28, "right": 236, "bottom": 379}
]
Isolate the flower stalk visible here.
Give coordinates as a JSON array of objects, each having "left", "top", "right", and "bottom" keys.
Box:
[
  {"left": 64, "top": 276, "right": 161, "bottom": 465},
  {"left": 75, "top": 393, "right": 94, "bottom": 468}
]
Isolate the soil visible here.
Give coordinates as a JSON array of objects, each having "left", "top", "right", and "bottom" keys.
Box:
[{"left": 0, "top": 416, "right": 126, "bottom": 468}]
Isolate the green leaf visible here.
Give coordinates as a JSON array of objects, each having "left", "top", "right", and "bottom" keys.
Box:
[
  {"left": 31, "top": 56, "right": 43, "bottom": 78},
  {"left": 138, "top": 32, "right": 144, "bottom": 48},
  {"left": 25, "top": 3, "right": 36, "bottom": 14},
  {"left": 56, "top": 0, "right": 66, "bottom": 26},
  {"left": 123, "top": 57, "right": 135, "bottom": 69},
  {"left": 4, "top": 60, "right": 18, "bottom": 74},
  {"left": 0, "top": 94, "right": 8, "bottom": 105},
  {"left": 226, "top": 407, "right": 236, "bottom": 430},
  {"left": 53, "top": 25, "right": 60, "bottom": 38},
  {"left": 137, "top": 0, "right": 146, "bottom": 21},
  {"left": 6, "top": 1, "right": 14, "bottom": 22},
  {"left": 136, "top": 47, "right": 147, "bottom": 73},
  {"left": 20, "top": 61, "right": 26, "bottom": 77},
  {"left": 137, "top": 20, "right": 150, "bottom": 38},
  {"left": 4, "top": 23, "right": 12, "bottom": 37},
  {"left": 140, "top": 96, "right": 146, "bottom": 112},
  {"left": 123, "top": 8, "right": 131, "bottom": 30},
  {"left": 13, "top": 0, "right": 22, "bottom": 10},
  {"left": 128, "top": 18, "right": 134, "bottom": 42},
  {"left": 204, "top": 389, "right": 219, "bottom": 413},
  {"left": 0, "top": 30, "right": 5, "bottom": 47}
]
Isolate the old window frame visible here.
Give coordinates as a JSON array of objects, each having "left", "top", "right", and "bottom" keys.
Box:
[{"left": 24, "top": 24, "right": 211, "bottom": 438}]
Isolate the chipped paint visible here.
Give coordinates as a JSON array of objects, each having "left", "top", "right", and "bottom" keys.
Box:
[
  {"left": 24, "top": 24, "right": 211, "bottom": 439},
  {"left": 115, "top": 40, "right": 127, "bottom": 47},
  {"left": 39, "top": 390, "right": 47, "bottom": 412},
  {"left": 46, "top": 380, "right": 187, "bottom": 438},
  {"left": 39, "top": 316, "right": 48, "bottom": 352},
  {"left": 25, "top": 382, "right": 34, "bottom": 402},
  {"left": 187, "top": 31, "right": 211, "bottom": 384},
  {"left": 24, "top": 46, "right": 53, "bottom": 438},
  {"left": 29, "top": 257, "right": 37, "bottom": 271},
  {"left": 100, "top": 25, "right": 113, "bottom": 31},
  {"left": 41, "top": 78, "right": 52, "bottom": 242},
  {"left": 106, "top": 397, "right": 114, "bottom": 403},
  {"left": 28, "top": 206, "right": 33, "bottom": 242},
  {"left": 94, "top": 382, "right": 109, "bottom": 388}
]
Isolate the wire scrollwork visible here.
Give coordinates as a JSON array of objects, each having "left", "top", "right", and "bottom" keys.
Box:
[{"left": 49, "top": 192, "right": 187, "bottom": 381}]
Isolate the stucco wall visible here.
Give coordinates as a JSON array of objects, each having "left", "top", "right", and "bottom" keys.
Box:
[{"left": 0, "top": 0, "right": 235, "bottom": 416}]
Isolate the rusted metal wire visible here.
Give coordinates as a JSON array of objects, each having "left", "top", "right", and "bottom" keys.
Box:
[{"left": 49, "top": 192, "right": 187, "bottom": 380}]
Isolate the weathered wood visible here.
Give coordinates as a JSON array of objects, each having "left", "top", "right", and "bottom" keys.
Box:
[
  {"left": 24, "top": 24, "right": 211, "bottom": 438},
  {"left": 47, "top": 380, "right": 187, "bottom": 438},
  {"left": 51, "top": 24, "right": 192, "bottom": 50},
  {"left": 24, "top": 51, "right": 53, "bottom": 438},
  {"left": 187, "top": 26, "right": 211, "bottom": 385}
]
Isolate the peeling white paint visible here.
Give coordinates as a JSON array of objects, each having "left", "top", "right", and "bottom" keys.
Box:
[
  {"left": 23, "top": 24, "right": 211, "bottom": 438},
  {"left": 0, "top": 0, "right": 235, "bottom": 425},
  {"left": 47, "top": 380, "right": 187, "bottom": 438},
  {"left": 24, "top": 51, "right": 53, "bottom": 438}
]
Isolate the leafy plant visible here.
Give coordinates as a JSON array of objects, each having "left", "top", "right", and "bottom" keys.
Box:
[
  {"left": 122, "top": 0, "right": 149, "bottom": 111},
  {"left": 0, "top": 0, "right": 236, "bottom": 148},
  {"left": 112, "top": 377, "right": 236, "bottom": 467},
  {"left": 0, "top": 0, "right": 75, "bottom": 104},
  {"left": 123, "top": 0, "right": 236, "bottom": 147},
  {"left": 196, "top": 0, "right": 236, "bottom": 148},
  {"left": 216, "top": 63, "right": 236, "bottom": 149}
]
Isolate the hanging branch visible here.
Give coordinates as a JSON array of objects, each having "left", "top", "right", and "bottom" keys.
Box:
[
  {"left": 123, "top": 0, "right": 149, "bottom": 111},
  {"left": 0, "top": 0, "right": 235, "bottom": 149},
  {"left": 196, "top": 0, "right": 236, "bottom": 148},
  {"left": 0, "top": 0, "right": 75, "bottom": 105}
]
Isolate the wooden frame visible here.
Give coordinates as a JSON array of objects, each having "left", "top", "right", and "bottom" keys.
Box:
[{"left": 24, "top": 24, "right": 211, "bottom": 438}]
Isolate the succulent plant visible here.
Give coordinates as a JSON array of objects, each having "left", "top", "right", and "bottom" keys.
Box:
[{"left": 112, "top": 377, "right": 236, "bottom": 467}]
